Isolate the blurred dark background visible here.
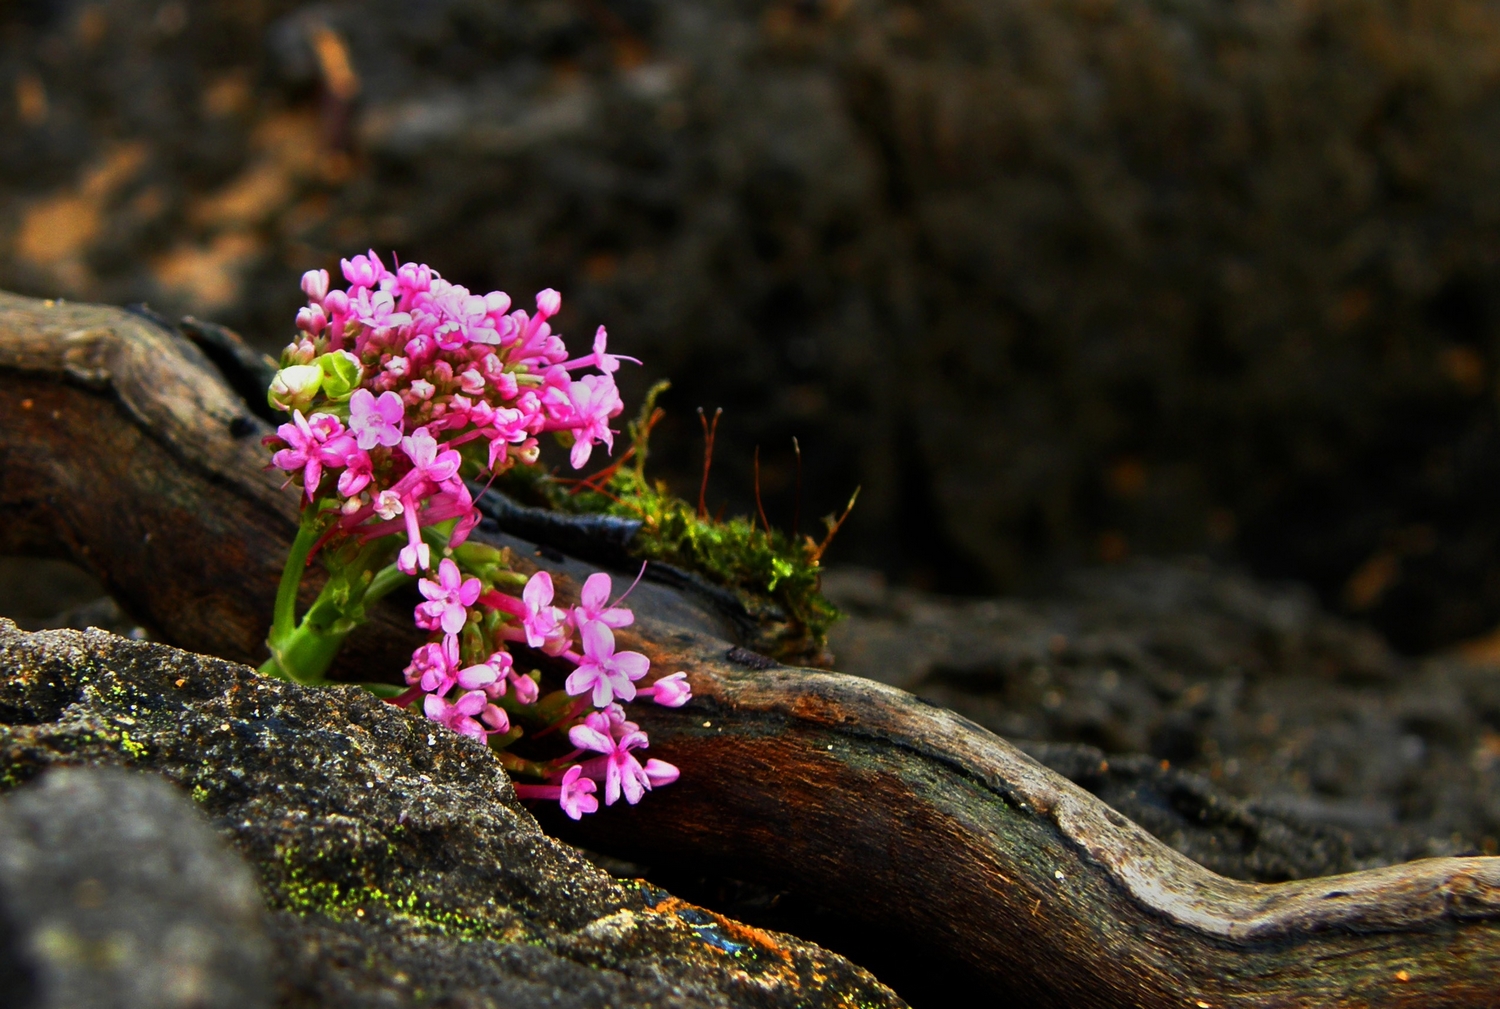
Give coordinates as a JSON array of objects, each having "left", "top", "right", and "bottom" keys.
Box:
[{"left": 6, "top": 0, "right": 1500, "bottom": 654}]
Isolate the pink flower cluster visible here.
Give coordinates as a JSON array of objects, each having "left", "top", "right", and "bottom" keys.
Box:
[
  {"left": 265, "top": 253, "right": 687, "bottom": 818},
  {"left": 268, "top": 251, "right": 631, "bottom": 577}
]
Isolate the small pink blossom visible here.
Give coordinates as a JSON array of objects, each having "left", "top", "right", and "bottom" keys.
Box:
[
  {"left": 395, "top": 261, "right": 431, "bottom": 297},
  {"left": 557, "top": 765, "right": 598, "bottom": 819},
  {"left": 570, "top": 572, "right": 634, "bottom": 631},
  {"left": 513, "top": 765, "right": 598, "bottom": 819},
  {"left": 519, "top": 571, "right": 570, "bottom": 654},
  {"left": 401, "top": 427, "right": 462, "bottom": 488},
  {"left": 296, "top": 304, "right": 327, "bottom": 335},
  {"left": 336, "top": 446, "right": 373, "bottom": 497},
  {"left": 424, "top": 689, "right": 506, "bottom": 742},
  {"left": 342, "top": 250, "right": 386, "bottom": 288},
  {"left": 565, "top": 621, "right": 650, "bottom": 707},
  {"left": 569, "top": 711, "right": 675, "bottom": 806},
  {"left": 416, "top": 559, "right": 482, "bottom": 635},
  {"left": 271, "top": 411, "right": 346, "bottom": 500},
  {"left": 640, "top": 672, "right": 692, "bottom": 708},
  {"left": 563, "top": 375, "right": 622, "bottom": 469},
  {"left": 564, "top": 325, "right": 639, "bottom": 375},
  {"left": 301, "top": 268, "right": 330, "bottom": 303},
  {"left": 397, "top": 494, "right": 430, "bottom": 574},
  {"left": 405, "top": 636, "right": 459, "bottom": 693},
  {"left": 351, "top": 287, "right": 412, "bottom": 331},
  {"left": 348, "top": 388, "right": 405, "bottom": 450},
  {"left": 374, "top": 490, "right": 403, "bottom": 520},
  {"left": 509, "top": 669, "right": 540, "bottom": 704}
]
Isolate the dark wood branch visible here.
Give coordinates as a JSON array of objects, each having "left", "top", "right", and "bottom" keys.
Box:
[{"left": 2, "top": 290, "right": 1498, "bottom": 1007}]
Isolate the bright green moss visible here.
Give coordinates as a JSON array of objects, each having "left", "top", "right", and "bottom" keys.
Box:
[
  {"left": 118, "top": 730, "right": 147, "bottom": 760},
  {"left": 273, "top": 863, "right": 502, "bottom": 941}
]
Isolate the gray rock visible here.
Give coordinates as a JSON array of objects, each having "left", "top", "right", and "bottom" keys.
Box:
[
  {"left": 0, "top": 766, "right": 272, "bottom": 1009},
  {"left": 0, "top": 620, "right": 901, "bottom": 1009}
]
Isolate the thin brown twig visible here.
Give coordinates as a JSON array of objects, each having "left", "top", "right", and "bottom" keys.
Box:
[
  {"left": 754, "top": 446, "right": 772, "bottom": 535},
  {"left": 697, "top": 407, "right": 722, "bottom": 521}
]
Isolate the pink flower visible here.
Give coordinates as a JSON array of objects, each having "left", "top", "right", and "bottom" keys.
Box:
[
  {"left": 557, "top": 765, "right": 598, "bottom": 819},
  {"left": 395, "top": 261, "right": 431, "bottom": 297},
  {"left": 519, "top": 571, "right": 570, "bottom": 654},
  {"left": 342, "top": 250, "right": 387, "bottom": 289},
  {"left": 404, "top": 637, "right": 459, "bottom": 692},
  {"left": 396, "top": 493, "right": 430, "bottom": 574},
  {"left": 570, "top": 572, "right": 634, "bottom": 631},
  {"left": 271, "top": 411, "right": 346, "bottom": 500},
  {"left": 374, "top": 490, "right": 403, "bottom": 520},
  {"left": 401, "top": 427, "right": 462, "bottom": 488},
  {"left": 335, "top": 445, "right": 373, "bottom": 497},
  {"left": 424, "top": 689, "right": 507, "bottom": 742},
  {"left": 640, "top": 672, "right": 692, "bottom": 708},
  {"left": 351, "top": 287, "right": 412, "bottom": 331},
  {"left": 513, "top": 765, "right": 598, "bottom": 819},
  {"left": 509, "top": 669, "right": 540, "bottom": 704},
  {"left": 564, "top": 325, "right": 639, "bottom": 375},
  {"left": 301, "top": 268, "right": 330, "bottom": 303},
  {"left": 536, "top": 288, "right": 561, "bottom": 318},
  {"left": 565, "top": 621, "right": 649, "bottom": 707},
  {"left": 296, "top": 304, "right": 327, "bottom": 335},
  {"left": 539, "top": 372, "right": 625, "bottom": 469},
  {"left": 569, "top": 711, "right": 676, "bottom": 806},
  {"left": 416, "top": 559, "right": 482, "bottom": 635},
  {"left": 348, "top": 389, "right": 405, "bottom": 450}
]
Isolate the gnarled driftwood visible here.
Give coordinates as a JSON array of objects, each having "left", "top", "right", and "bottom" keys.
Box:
[{"left": 1, "top": 290, "right": 1497, "bottom": 1007}]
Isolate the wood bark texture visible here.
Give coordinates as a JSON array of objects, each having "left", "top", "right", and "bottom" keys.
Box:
[{"left": 1, "top": 290, "right": 1498, "bottom": 1007}]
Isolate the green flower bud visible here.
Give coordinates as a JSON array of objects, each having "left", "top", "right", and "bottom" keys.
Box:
[
  {"left": 268, "top": 364, "right": 323, "bottom": 413},
  {"left": 317, "top": 350, "right": 363, "bottom": 401}
]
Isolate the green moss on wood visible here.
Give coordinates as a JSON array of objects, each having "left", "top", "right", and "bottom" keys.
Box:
[{"left": 501, "top": 382, "right": 844, "bottom": 665}]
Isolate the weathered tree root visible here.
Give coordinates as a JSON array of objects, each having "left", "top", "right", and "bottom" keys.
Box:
[{"left": 1, "top": 290, "right": 1498, "bottom": 1007}]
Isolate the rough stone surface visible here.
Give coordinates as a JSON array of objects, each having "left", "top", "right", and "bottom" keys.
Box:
[
  {"left": 0, "top": 766, "right": 273, "bottom": 1009},
  {"left": 0, "top": 620, "right": 902, "bottom": 1009},
  {"left": 4, "top": 1, "right": 1500, "bottom": 649}
]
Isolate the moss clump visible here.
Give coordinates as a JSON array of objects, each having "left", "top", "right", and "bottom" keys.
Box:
[{"left": 501, "top": 383, "right": 849, "bottom": 666}]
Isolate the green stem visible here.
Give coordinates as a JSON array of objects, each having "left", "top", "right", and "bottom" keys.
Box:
[
  {"left": 271, "top": 510, "right": 323, "bottom": 643},
  {"left": 261, "top": 523, "right": 413, "bottom": 685},
  {"left": 365, "top": 561, "right": 409, "bottom": 605}
]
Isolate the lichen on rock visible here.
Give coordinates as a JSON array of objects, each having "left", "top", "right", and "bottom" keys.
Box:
[{"left": 0, "top": 619, "right": 902, "bottom": 1009}]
